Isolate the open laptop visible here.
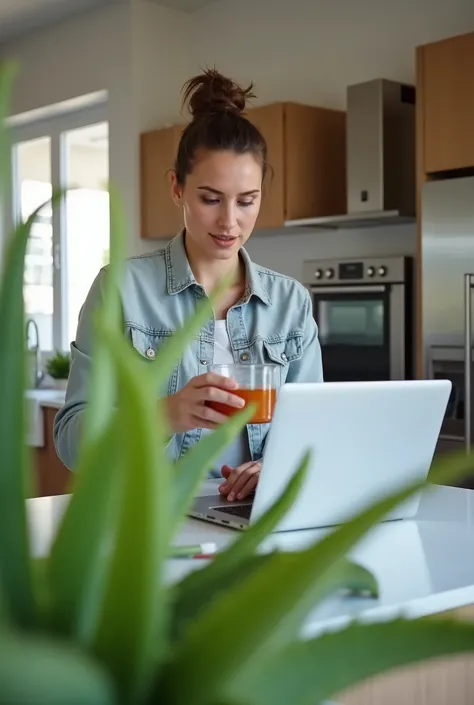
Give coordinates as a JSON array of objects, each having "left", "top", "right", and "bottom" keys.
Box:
[{"left": 189, "top": 379, "right": 452, "bottom": 532}]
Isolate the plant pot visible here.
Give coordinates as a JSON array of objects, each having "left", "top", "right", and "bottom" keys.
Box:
[{"left": 52, "top": 378, "right": 68, "bottom": 391}]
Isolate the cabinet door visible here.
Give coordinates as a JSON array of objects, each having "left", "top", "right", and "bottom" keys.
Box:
[
  {"left": 33, "top": 407, "right": 71, "bottom": 497},
  {"left": 421, "top": 31, "right": 474, "bottom": 173},
  {"left": 285, "top": 103, "right": 346, "bottom": 221},
  {"left": 140, "top": 125, "right": 183, "bottom": 239},
  {"left": 246, "top": 103, "right": 285, "bottom": 228}
]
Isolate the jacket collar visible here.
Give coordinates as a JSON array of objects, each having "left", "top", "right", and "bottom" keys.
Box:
[{"left": 165, "top": 229, "right": 271, "bottom": 306}]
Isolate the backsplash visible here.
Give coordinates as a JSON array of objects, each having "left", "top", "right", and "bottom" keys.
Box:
[{"left": 245, "top": 223, "right": 417, "bottom": 282}]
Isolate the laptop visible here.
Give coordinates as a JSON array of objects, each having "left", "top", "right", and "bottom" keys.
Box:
[{"left": 188, "top": 379, "right": 452, "bottom": 532}]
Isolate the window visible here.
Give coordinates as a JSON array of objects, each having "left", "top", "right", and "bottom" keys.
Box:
[{"left": 11, "top": 104, "right": 109, "bottom": 352}]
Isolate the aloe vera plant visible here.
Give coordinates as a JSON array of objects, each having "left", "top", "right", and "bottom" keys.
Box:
[{"left": 2, "top": 60, "right": 474, "bottom": 705}]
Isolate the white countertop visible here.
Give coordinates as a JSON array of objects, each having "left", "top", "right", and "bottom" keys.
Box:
[
  {"left": 26, "top": 388, "right": 66, "bottom": 409},
  {"left": 26, "top": 482, "right": 474, "bottom": 638},
  {"left": 25, "top": 389, "right": 66, "bottom": 446}
]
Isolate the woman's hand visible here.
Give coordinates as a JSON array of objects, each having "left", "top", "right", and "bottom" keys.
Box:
[
  {"left": 163, "top": 372, "right": 245, "bottom": 434},
  {"left": 218, "top": 461, "right": 262, "bottom": 501}
]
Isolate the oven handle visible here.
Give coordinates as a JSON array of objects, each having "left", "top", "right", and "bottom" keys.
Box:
[{"left": 309, "top": 285, "right": 387, "bottom": 295}]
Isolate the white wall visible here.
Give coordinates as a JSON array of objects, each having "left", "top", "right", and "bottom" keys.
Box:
[
  {"left": 2, "top": 0, "right": 474, "bottom": 268},
  {"left": 245, "top": 224, "right": 416, "bottom": 282},
  {"left": 130, "top": 1, "right": 192, "bottom": 254},
  {"left": 0, "top": 1, "right": 139, "bottom": 256},
  {"left": 133, "top": 2, "right": 191, "bottom": 131},
  {"left": 192, "top": 0, "right": 474, "bottom": 110}
]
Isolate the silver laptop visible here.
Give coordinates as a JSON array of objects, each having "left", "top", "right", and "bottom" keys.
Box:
[{"left": 189, "top": 379, "right": 452, "bottom": 532}]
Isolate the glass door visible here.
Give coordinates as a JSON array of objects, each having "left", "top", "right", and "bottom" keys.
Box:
[
  {"left": 62, "top": 122, "right": 109, "bottom": 347},
  {"left": 11, "top": 103, "right": 108, "bottom": 352},
  {"left": 14, "top": 136, "right": 53, "bottom": 350},
  {"left": 312, "top": 286, "right": 391, "bottom": 382}
]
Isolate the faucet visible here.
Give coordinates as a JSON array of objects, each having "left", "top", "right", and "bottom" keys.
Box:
[{"left": 26, "top": 319, "right": 44, "bottom": 389}]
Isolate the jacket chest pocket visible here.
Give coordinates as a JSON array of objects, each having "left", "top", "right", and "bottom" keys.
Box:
[
  {"left": 129, "top": 326, "right": 179, "bottom": 397},
  {"left": 262, "top": 334, "right": 303, "bottom": 386}
]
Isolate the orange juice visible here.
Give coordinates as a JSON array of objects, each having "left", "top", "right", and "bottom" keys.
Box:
[{"left": 208, "top": 387, "right": 276, "bottom": 424}]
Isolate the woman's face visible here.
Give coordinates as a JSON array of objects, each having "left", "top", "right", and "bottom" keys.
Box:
[{"left": 171, "top": 149, "right": 262, "bottom": 261}]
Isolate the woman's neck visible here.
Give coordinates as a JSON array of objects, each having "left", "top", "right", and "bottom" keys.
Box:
[{"left": 185, "top": 235, "right": 244, "bottom": 294}]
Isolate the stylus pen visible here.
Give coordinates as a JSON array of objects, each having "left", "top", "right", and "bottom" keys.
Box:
[{"left": 170, "top": 542, "right": 218, "bottom": 559}]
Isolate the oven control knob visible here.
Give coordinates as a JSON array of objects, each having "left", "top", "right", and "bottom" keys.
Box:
[
  {"left": 314, "top": 268, "right": 323, "bottom": 279},
  {"left": 325, "top": 268, "right": 335, "bottom": 279},
  {"left": 367, "top": 266, "right": 375, "bottom": 277},
  {"left": 378, "top": 266, "right": 387, "bottom": 277}
]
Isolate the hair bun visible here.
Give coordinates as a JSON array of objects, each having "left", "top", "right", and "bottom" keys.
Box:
[{"left": 182, "top": 68, "right": 255, "bottom": 119}]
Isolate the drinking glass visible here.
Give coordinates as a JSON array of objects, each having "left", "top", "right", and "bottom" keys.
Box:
[{"left": 207, "top": 363, "right": 278, "bottom": 424}]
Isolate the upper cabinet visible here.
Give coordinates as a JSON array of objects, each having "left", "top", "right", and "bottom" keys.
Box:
[
  {"left": 140, "top": 123, "right": 184, "bottom": 240},
  {"left": 246, "top": 102, "right": 346, "bottom": 229},
  {"left": 417, "top": 31, "right": 474, "bottom": 174},
  {"left": 140, "top": 101, "right": 346, "bottom": 240}
]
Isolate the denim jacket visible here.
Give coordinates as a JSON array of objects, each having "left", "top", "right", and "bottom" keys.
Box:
[{"left": 53, "top": 230, "right": 324, "bottom": 470}]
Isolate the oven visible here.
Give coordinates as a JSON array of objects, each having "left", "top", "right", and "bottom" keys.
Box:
[{"left": 303, "top": 256, "right": 414, "bottom": 382}]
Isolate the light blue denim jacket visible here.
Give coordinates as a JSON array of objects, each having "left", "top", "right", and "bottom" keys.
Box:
[{"left": 53, "top": 230, "right": 324, "bottom": 470}]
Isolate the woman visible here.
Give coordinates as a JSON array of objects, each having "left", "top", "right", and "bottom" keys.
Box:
[{"left": 54, "top": 69, "right": 323, "bottom": 502}]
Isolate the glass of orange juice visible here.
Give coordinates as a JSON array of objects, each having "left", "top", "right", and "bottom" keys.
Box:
[{"left": 207, "top": 363, "right": 278, "bottom": 424}]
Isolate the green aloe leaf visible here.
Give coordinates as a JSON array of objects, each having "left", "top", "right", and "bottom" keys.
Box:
[
  {"left": 81, "top": 183, "right": 126, "bottom": 448},
  {"left": 0, "top": 630, "right": 115, "bottom": 705},
  {"left": 0, "top": 61, "right": 17, "bottom": 200},
  {"left": 91, "top": 324, "right": 171, "bottom": 704},
  {"left": 47, "top": 186, "right": 128, "bottom": 644},
  {"left": 170, "top": 552, "right": 376, "bottom": 644},
  {"left": 0, "top": 191, "right": 63, "bottom": 630},
  {"left": 47, "top": 419, "right": 122, "bottom": 643},
  {"left": 227, "top": 617, "right": 474, "bottom": 705},
  {"left": 159, "top": 447, "right": 474, "bottom": 705},
  {"left": 171, "top": 403, "right": 257, "bottom": 534},
  {"left": 170, "top": 452, "right": 312, "bottom": 639}
]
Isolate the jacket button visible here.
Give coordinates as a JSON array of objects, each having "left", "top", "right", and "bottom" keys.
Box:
[
  {"left": 145, "top": 347, "right": 155, "bottom": 360},
  {"left": 200, "top": 360, "right": 208, "bottom": 365},
  {"left": 240, "top": 352, "right": 250, "bottom": 362},
  {"left": 281, "top": 352, "right": 287, "bottom": 361}
]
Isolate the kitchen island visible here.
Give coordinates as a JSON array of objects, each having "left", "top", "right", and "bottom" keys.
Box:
[
  {"left": 26, "top": 481, "right": 474, "bottom": 705},
  {"left": 25, "top": 389, "right": 70, "bottom": 497}
]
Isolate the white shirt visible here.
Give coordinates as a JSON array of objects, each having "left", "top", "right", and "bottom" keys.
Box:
[{"left": 202, "top": 319, "right": 251, "bottom": 477}]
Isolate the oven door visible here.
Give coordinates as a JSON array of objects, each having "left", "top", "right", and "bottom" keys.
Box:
[{"left": 310, "top": 284, "right": 405, "bottom": 382}]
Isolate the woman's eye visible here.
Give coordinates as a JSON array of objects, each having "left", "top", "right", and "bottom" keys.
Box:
[
  {"left": 201, "top": 197, "right": 219, "bottom": 205},
  {"left": 239, "top": 201, "right": 254, "bottom": 208}
]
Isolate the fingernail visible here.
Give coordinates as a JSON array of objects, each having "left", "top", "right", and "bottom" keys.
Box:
[
  {"left": 220, "top": 482, "right": 228, "bottom": 491},
  {"left": 237, "top": 492, "right": 244, "bottom": 499},
  {"left": 238, "top": 398, "right": 245, "bottom": 407},
  {"left": 228, "top": 493, "right": 234, "bottom": 501}
]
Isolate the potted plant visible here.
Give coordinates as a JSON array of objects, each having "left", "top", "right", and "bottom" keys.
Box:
[
  {"left": 45, "top": 350, "right": 70, "bottom": 390},
  {"left": 2, "top": 61, "right": 474, "bottom": 704}
]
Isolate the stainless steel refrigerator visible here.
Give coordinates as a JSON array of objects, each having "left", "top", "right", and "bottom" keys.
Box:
[{"left": 421, "top": 175, "right": 474, "bottom": 470}]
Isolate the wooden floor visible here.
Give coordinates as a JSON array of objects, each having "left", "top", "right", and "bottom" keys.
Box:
[{"left": 338, "top": 606, "right": 474, "bottom": 705}]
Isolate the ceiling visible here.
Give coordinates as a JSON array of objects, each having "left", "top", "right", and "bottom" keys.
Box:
[
  {"left": 0, "top": 0, "right": 118, "bottom": 44},
  {"left": 0, "top": 0, "right": 218, "bottom": 44}
]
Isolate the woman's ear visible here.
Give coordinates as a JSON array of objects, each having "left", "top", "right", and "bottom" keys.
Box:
[{"left": 170, "top": 171, "right": 183, "bottom": 207}]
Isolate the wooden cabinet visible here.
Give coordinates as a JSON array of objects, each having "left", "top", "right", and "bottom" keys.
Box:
[
  {"left": 417, "top": 31, "right": 474, "bottom": 174},
  {"left": 140, "top": 124, "right": 184, "bottom": 240},
  {"left": 32, "top": 406, "right": 71, "bottom": 498},
  {"left": 247, "top": 102, "right": 346, "bottom": 229},
  {"left": 139, "top": 101, "right": 346, "bottom": 238}
]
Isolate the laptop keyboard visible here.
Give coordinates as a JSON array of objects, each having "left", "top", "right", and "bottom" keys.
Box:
[{"left": 215, "top": 504, "right": 252, "bottom": 520}]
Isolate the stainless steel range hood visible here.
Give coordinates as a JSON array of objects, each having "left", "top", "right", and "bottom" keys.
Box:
[{"left": 285, "top": 79, "right": 416, "bottom": 230}]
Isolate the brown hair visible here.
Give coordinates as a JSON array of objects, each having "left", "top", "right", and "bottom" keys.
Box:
[{"left": 174, "top": 68, "right": 268, "bottom": 186}]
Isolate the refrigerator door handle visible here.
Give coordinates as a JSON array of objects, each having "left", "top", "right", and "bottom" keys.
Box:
[{"left": 464, "top": 274, "right": 474, "bottom": 451}]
